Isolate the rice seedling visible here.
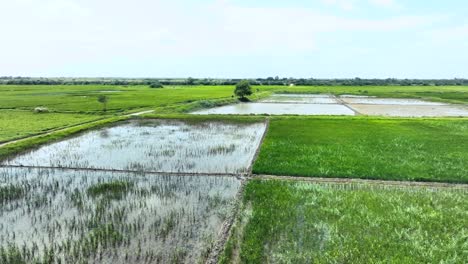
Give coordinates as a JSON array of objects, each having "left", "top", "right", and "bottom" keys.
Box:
[
  {"left": 0, "top": 167, "right": 241, "bottom": 263},
  {"left": 0, "top": 185, "right": 24, "bottom": 204}
]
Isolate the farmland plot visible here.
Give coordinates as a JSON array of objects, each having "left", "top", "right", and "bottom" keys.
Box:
[
  {"left": 2, "top": 119, "right": 267, "bottom": 174},
  {"left": 0, "top": 167, "right": 241, "bottom": 263},
  {"left": 192, "top": 93, "right": 468, "bottom": 117}
]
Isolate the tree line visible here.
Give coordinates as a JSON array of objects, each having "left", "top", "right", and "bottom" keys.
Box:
[{"left": 1, "top": 76, "right": 467, "bottom": 86}]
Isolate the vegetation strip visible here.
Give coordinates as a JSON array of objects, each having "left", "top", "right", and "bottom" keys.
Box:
[
  {"left": 255, "top": 175, "right": 468, "bottom": 190},
  {"left": 0, "top": 116, "right": 128, "bottom": 162},
  {"left": 0, "top": 116, "right": 108, "bottom": 145},
  {"left": 0, "top": 165, "right": 245, "bottom": 178}
]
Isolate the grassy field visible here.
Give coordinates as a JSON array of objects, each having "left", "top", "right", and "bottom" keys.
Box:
[
  {"left": 221, "top": 179, "right": 468, "bottom": 263},
  {"left": 0, "top": 110, "right": 105, "bottom": 142},
  {"left": 253, "top": 117, "right": 468, "bottom": 183}
]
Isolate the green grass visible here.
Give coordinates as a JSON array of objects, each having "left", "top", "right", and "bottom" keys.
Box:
[
  {"left": 221, "top": 179, "right": 468, "bottom": 263},
  {"left": 253, "top": 117, "right": 468, "bottom": 183},
  {"left": 0, "top": 110, "right": 105, "bottom": 142}
]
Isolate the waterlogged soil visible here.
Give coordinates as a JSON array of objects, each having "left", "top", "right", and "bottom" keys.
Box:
[
  {"left": 192, "top": 94, "right": 468, "bottom": 117},
  {"left": 341, "top": 97, "right": 447, "bottom": 105},
  {"left": 192, "top": 103, "right": 355, "bottom": 116},
  {"left": 2, "top": 119, "right": 267, "bottom": 174},
  {"left": 0, "top": 167, "right": 240, "bottom": 264}
]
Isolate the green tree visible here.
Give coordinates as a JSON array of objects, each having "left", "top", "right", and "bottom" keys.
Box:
[
  {"left": 97, "top": 95, "right": 108, "bottom": 112},
  {"left": 234, "top": 80, "right": 252, "bottom": 100},
  {"left": 186, "top": 77, "right": 195, "bottom": 85}
]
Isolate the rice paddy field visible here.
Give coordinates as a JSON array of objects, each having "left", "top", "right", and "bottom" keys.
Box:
[
  {"left": 220, "top": 179, "right": 468, "bottom": 263},
  {"left": 2, "top": 119, "right": 267, "bottom": 174},
  {"left": 0, "top": 84, "right": 466, "bottom": 142},
  {"left": 1, "top": 84, "right": 468, "bottom": 263}
]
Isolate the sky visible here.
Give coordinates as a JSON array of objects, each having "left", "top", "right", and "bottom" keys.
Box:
[{"left": 0, "top": 0, "right": 467, "bottom": 78}]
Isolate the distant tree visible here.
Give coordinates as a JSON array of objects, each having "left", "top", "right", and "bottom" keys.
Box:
[
  {"left": 97, "top": 95, "right": 108, "bottom": 112},
  {"left": 149, "top": 81, "right": 163, "bottom": 88},
  {"left": 187, "top": 77, "right": 195, "bottom": 86},
  {"left": 234, "top": 80, "right": 252, "bottom": 100}
]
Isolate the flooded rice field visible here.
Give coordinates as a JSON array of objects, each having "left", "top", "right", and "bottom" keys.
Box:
[
  {"left": 348, "top": 104, "right": 468, "bottom": 117},
  {"left": 191, "top": 94, "right": 468, "bottom": 117},
  {"left": 2, "top": 119, "right": 267, "bottom": 174},
  {"left": 341, "top": 97, "right": 447, "bottom": 105},
  {"left": 0, "top": 167, "right": 240, "bottom": 263}
]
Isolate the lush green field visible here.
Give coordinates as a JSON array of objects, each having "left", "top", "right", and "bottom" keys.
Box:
[
  {"left": 0, "top": 110, "right": 105, "bottom": 142},
  {"left": 221, "top": 179, "right": 468, "bottom": 263},
  {"left": 253, "top": 117, "right": 468, "bottom": 183},
  {"left": 0, "top": 85, "right": 466, "bottom": 114},
  {"left": 0, "top": 85, "right": 243, "bottom": 113}
]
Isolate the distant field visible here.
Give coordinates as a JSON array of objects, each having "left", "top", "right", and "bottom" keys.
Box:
[
  {"left": 0, "top": 110, "right": 103, "bottom": 142},
  {"left": 221, "top": 179, "right": 468, "bottom": 263},
  {"left": 0, "top": 85, "right": 466, "bottom": 114},
  {"left": 253, "top": 117, "right": 468, "bottom": 183}
]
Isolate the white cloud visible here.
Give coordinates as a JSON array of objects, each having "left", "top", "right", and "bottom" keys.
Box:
[{"left": 323, "top": 0, "right": 401, "bottom": 10}]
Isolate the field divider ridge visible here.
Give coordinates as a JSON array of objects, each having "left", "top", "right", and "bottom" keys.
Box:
[{"left": 333, "top": 95, "right": 362, "bottom": 115}]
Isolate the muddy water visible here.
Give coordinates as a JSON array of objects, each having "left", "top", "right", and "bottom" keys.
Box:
[
  {"left": 192, "top": 103, "right": 355, "bottom": 116},
  {"left": 349, "top": 104, "right": 468, "bottom": 117},
  {"left": 259, "top": 94, "right": 339, "bottom": 104},
  {"left": 2, "top": 120, "right": 267, "bottom": 174},
  {"left": 0, "top": 167, "right": 240, "bottom": 263}
]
